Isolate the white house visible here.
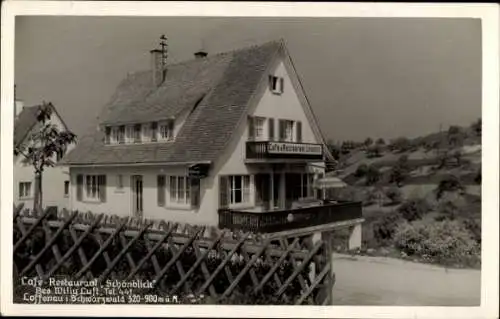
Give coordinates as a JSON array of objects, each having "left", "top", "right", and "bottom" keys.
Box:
[
  {"left": 14, "top": 97, "right": 73, "bottom": 210},
  {"left": 63, "top": 39, "right": 362, "bottom": 236}
]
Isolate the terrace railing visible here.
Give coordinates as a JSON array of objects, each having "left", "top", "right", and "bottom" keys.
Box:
[{"left": 218, "top": 201, "right": 363, "bottom": 233}]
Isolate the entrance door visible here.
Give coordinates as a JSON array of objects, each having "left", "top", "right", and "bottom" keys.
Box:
[
  {"left": 255, "top": 174, "right": 271, "bottom": 210},
  {"left": 131, "top": 175, "right": 143, "bottom": 218}
]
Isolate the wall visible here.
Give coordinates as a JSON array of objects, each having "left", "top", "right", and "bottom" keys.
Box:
[
  {"left": 14, "top": 111, "right": 72, "bottom": 210},
  {"left": 69, "top": 165, "right": 218, "bottom": 226}
]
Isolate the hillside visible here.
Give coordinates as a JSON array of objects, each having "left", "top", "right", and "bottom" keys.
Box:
[{"left": 327, "top": 119, "right": 482, "bottom": 269}]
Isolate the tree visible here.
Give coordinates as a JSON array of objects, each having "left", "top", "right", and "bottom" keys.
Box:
[
  {"left": 376, "top": 138, "right": 386, "bottom": 146},
  {"left": 390, "top": 137, "right": 411, "bottom": 153},
  {"left": 470, "top": 118, "right": 481, "bottom": 137},
  {"left": 389, "top": 155, "right": 410, "bottom": 186},
  {"left": 14, "top": 102, "right": 76, "bottom": 210},
  {"left": 365, "top": 165, "right": 381, "bottom": 186},
  {"left": 385, "top": 187, "right": 403, "bottom": 205},
  {"left": 364, "top": 137, "right": 373, "bottom": 148},
  {"left": 447, "top": 125, "right": 465, "bottom": 148},
  {"left": 366, "top": 145, "right": 382, "bottom": 158},
  {"left": 397, "top": 198, "right": 432, "bottom": 222},
  {"left": 436, "top": 174, "right": 464, "bottom": 200},
  {"left": 354, "top": 164, "right": 368, "bottom": 178}
]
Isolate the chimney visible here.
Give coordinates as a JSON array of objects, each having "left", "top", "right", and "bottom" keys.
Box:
[
  {"left": 150, "top": 49, "right": 165, "bottom": 86},
  {"left": 194, "top": 50, "right": 208, "bottom": 59},
  {"left": 151, "top": 35, "right": 168, "bottom": 86}
]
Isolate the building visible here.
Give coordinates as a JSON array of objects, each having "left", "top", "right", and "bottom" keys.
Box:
[
  {"left": 63, "top": 39, "right": 362, "bottom": 238},
  {"left": 14, "top": 96, "right": 73, "bottom": 210}
]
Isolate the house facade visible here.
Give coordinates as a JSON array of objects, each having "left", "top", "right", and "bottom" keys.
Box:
[
  {"left": 14, "top": 98, "right": 73, "bottom": 210},
  {"left": 63, "top": 40, "right": 341, "bottom": 228}
]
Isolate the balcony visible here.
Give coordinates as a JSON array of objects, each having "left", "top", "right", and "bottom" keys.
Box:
[
  {"left": 246, "top": 141, "right": 323, "bottom": 160},
  {"left": 218, "top": 200, "right": 362, "bottom": 233}
]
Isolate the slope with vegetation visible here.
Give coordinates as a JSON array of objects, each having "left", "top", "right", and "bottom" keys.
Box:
[{"left": 327, "top": 118, "right": 481, "bottom": 269}]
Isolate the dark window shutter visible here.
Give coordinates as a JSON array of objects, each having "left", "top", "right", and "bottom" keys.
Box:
[
  {"left": 151, "top": 122, "right": 158, "bottom": 142},
  {"left": 296, "top": 121, "right": 302, "bottom": 142},
  {"left": 280, "top": 77, "right": 284, "bottom": 93},
  {"left": 268, "top": 118, "right": 275, "bottom": 141},
  {"left": 98, "top": 175, "right": 106, "bottom": 203},
  {"left": 190, "top": 178, "right": 201, "bottom": 208},
  {"left": 167, "top": 120, "right": 174, "bottom": 138},
  {"left": 76, "top": 174, "right": 83, "bottom": 201},
  {"left": 219, "top": 176, "right": 229, "bottom": 209},
  {"left": 157, "top": 175, "right": 165, "bottom": 206},
  {"left": 279, "top": 120, "right": 285, "bottom": 141},
  {"left": 248, "top": 116, "right": 255, "bottom": 140},
  {"left": 268, "top": 75, "right": 273, "bottom": 90},
  {"left": 104, "top": 127, "right": 111, "bottom": 144}
]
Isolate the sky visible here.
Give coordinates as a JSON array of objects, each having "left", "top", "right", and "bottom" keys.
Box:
[{"left": 15, "top": 16, "right": 481, "bottom": 142}]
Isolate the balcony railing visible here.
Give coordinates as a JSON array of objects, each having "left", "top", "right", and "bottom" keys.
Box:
[
  {"left": 218, "top": 200, "right": 362, "bottom": 233},
  {"left": 246, "top": 141, "right": 324, "bottom": 160}
]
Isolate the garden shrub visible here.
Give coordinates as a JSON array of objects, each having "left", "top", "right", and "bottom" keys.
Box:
[
  {"left": 393, "top": 219, "right": 480, "bottom": 266},
  {"left": 384, "top": 187, "right": 403, "bottom": 205},
  {"left": 397, "top": 198, "right": 432, "bottom": 222},
  {"left": 354, "top": 164, "right": 368, "bottom": 178},
  {"left": 436, "top": 174, "right": 465, "bottom": 199},
  {"left": 372, "top": 212, "right": 403, "bottom": 244},
  {"left": 365, "top": 166, "right": 381, "bottom": 186}
]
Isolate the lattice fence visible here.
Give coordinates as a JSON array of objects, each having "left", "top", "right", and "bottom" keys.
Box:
[{"left": 13, "top": 204, "right": 334, "bottom": 305}]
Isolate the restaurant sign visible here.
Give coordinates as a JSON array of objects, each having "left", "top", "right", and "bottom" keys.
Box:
[{"left": 267, "top": 142, "right": 322, "bottom": 155}]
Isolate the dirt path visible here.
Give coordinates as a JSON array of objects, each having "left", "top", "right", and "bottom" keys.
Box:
[{"left": 331, "top": 253, "right": 481, "bottom": 306}]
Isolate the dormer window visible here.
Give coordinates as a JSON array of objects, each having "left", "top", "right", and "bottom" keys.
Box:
[
  {"left": 269, "top": 75, "right": 284, "bottom": 94},
  {"left": 159, "top": 120, "right": 174, "bottom": 141}
]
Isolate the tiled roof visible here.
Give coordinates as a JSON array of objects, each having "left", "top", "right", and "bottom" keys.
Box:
[
  {"left": 63, "top": 40, "right": 282, "bottom": 165},
  {"left": 14, "top": 106, "right": 41, "bottom": 147}
]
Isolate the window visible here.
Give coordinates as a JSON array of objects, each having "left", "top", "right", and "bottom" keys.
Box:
[
  {"left": 279, "top": 120, "right": 295, "bottom": 142},
  {"left": 169, "top": 176, "right": 190, "bottom": 205},
  {"left": 64, "top": 181, "right": 69, "bottom": 197},
  {"left": 160, "top": 120, "right": 174, "bottom": 141},
  {"left": 19, "top": 182, "right": 32, "bottom": 199},
  {"left": 118, "top": 126, "right": 125, "bottom": 144},
  {"left": 116, "top": 174, "right": 124, "bottom": 190},
  {"left": 269, "top": 75, "right": 284, "bottom": 94},
  {"left": 80, "top": 174, "right": 106, "bottom": 202},
  {"left": 142, "top": 124, "right": 151, "bottom": 143},
  {"left": 134, "top": 124, "right": 142, "bottom": 143},
  {"left": 229, "top": 175, "right": 250, "bottom": 205},
  {"left": 290, "top": 173, "right": 314, "bottom": 200},
  {"left": 248, "top": 116, "right": 265, "bottom": 140}
]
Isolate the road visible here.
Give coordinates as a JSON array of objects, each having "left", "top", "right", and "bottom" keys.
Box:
[{"left": 331, "top": 253, "right": 481, "bottom": 306}]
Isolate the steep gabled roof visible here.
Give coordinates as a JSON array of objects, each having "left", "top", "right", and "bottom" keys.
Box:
[
  {"left": 63, "top": 40, "right": 282, "bottom": 165},
  {"left": 14, "top": 103, "right": 69, "bottom": 148}
]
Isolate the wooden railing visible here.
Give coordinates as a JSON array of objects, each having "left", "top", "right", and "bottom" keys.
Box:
[
  {"left": 218, "top": 201, "right": 362, "bottom": 233},
  {"left": 246, "top": 141, "right": 324, "bottom": 160}
]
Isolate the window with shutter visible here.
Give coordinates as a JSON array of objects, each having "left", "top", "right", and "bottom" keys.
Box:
[
  {"left": 76, "top": 174, "right": 83, "bottom": 201},
  {"left": 279, "top": 120, "right": 285, "bottom": 141},
  {"left": 190, "top": 178, "right": 201, "bottom": 208},
  {"left": 219, "top": 176, "right": 229, "bottom": 209},
  {"left": 279, "top": 77, "right": 284, "bottom": 93},
  {"left": 296, "top": 121, "right": 302, "bottom": 142},
  {"left": 157, "top": 175, "right": 165, "bottom": 206},
  {"left": 268, "top": 118, "right": 275, "bottom": 141}
]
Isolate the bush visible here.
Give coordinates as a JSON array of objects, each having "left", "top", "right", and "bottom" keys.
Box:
[
  {"left": 393, "top": 219, "right": 480, "bottom": 266},
  {"left": 385, "top": 187, "right": 403, "bottom": 205},
  {"left": 354, "top": 164, "right": 368, "bottom": 178},
  {"left": 372, "top": 212, "right": 403, "bottom": 244},
  {"left": 365, "top": 166, "right": 381, "bottom": 186},
  {"left": 436, "top": 174, "right": 464, "bottom": 199},
  {"left": 397, "top": 198, "right": 432, "bottom": 222}
]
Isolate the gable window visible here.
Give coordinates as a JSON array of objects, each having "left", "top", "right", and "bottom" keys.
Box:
[
  {"left": 134, "top": 124, "right": 142, "bottom": 143},
  {"left": 169, "top": 176, "right": 191, "bottom": 205},
  {"left": 64, "top": 180, "right": 69, "bottom": 197},
  {"left": 269, "top": 75, "right": 284, "bottom": 94},
  {"left": 279, "top": 120, "right": 295, "bottom": 142},
  {"left": 160, "top": 120, "right": 174, "bottom": 141},
  {"left": 248, "top": 116, "right": 266, "bottom": 140},
  {"left": 19, "top": 182, "right": 32, "bottom": 199},
  {"left": 81, "top": 174, "right": 106, "bottom": 202}
]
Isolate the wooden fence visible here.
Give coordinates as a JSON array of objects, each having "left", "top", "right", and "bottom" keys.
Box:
[{"left": 13, "top": 204, "right": 334, "bottom": 305}]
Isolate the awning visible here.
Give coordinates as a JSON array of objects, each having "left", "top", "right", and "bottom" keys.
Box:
[{"left": 314, "top": 176, "right": 347, "bottom": 189}]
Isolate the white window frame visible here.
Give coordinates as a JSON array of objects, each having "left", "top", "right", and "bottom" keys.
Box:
[
  {"left": 142, "top": 124, "right": 151, "bottom": 143},
  {"left": 270, "top": 75, "right": 284, "bottom": 94},
  {"left": 84, "top": 175, "right": 101, "bottom": 202},
  {"left": 159, "top": 121, "right": 174, "bottom": 141},
  {"left": 254, "top": 117, "right": 266, "bottom": 140},
  {"left": 125, "top": 125, "right": 134, "bottom": 143},
  {"left": 229, "top": 175, "right": 251, "bottom": 206},
  {"left": 168, "top": 176, "right": 191, "bottom": 207},
  {"left": 284, "top": 120, "right": 294, "bottom": 142},
  {"left": 111, "top": 127, "right": 120, "bottom": 144},
  {"left": 300, "top": 173, "right": 315, "bottom": 199},
  {"left": 19, "top": 182, "right": 32, "bottom": 199}
]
